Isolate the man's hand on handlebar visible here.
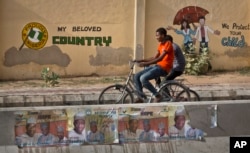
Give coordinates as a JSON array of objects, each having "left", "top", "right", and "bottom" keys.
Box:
[{"left": 132, "top": 60, "right": 149, "bottom": 67}]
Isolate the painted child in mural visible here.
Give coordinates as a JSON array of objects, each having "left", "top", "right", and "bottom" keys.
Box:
[
  {"left": 193, "top": 16, "right": 220, "bottom": 53},
  {"left": 167, "top": 19, "right": 197, "bottom": 53}
]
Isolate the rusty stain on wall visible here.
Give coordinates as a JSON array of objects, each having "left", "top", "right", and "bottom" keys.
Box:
[
  {"left": 4, "top": 45, "right": 71, "bottom": 67},
  {"left": 89, "top": 47, "right": 133, "bottom": 66}
]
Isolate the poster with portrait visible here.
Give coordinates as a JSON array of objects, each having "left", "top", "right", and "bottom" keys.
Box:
[
  {"left": 118, "top": 106, "right": 169, "bottom": 144},
  {"left": 14, "top": 110, "right": 68, "bottom": 148},
  {"left": 168, "top": 105, "right": 205, "bottom": 141},
  {"left": 66, "top": 107, "right": 118, "bottom": 145}
]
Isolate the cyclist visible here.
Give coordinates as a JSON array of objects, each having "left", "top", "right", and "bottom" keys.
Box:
[
  {"left": 133, "top": 27, "right": 174, "bottom": 103},
  {"left": 165, "top": 35, "right": 186, "bottom": 81}
]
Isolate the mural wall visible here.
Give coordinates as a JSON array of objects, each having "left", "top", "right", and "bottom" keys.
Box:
[
  {"left": 145, "top": 0, "right": 250, "bottom": 71},
  {"left": 0, "top": 0, "right": 250, "bottom": 80},
  {"left": 0, "top": 0, "right": 135, "bottom": 80}
]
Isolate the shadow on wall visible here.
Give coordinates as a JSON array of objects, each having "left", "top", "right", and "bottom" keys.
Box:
[
  {"left": 89, "top": 46, "right": 133, "bottom": 66},
  {"left": 4, "top": 45, "right": 71, "bottom": 67}
]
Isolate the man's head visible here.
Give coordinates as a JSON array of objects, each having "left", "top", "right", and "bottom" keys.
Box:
[
  {"left": 128, "top": 115, "right": 139, "bottom": 133},
  {"left": 73, "top": 112, "right": 85, "bottom": 134},
  {"left": 165, "top": 35, "right": 173, "bottom": 43},
  {"left": 156, "top": 27, "right": 167, "bottom": 42},
  {"left": 90, "top": 121, "right": 98, "bottom": 133},
  {"left": 142, "top": 119, "right": 151, "bottom": 132},
  {"left": 174, "top": 109, "right": 186, "bottom": 130},
  {"left": 26, "top": 117, "right": 36, "bottom": 137},
  {"left": 158, "top": 122, "right": 166, "bottom": 137},
  {"left": 57, "top": 126, "right": 65, "bottom": 140},
  {"left": 198, "top": 16, "right": 206, "bottom": 26},
  {"left": 40, "top": 122, "right": 50, "bottom": 136}
]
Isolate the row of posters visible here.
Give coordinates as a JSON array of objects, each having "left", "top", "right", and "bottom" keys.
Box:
[{"left": 14, "top": 106, "right": 205, "bottom": 148}]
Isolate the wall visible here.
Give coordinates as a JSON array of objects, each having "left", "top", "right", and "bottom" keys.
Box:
[
  {"left": 0, "top": 0, "right": 250, "bottom": 80},
  {"left": 144, "top": 0, "right": 250, "bottom": 70},
  {"left": 0, "top": 0, "right": 135, "bottom": 80}
]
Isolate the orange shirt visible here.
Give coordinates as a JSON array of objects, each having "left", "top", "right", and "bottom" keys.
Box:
[{"left": 157, "top": 41, "right": 174, "bottom": 73}]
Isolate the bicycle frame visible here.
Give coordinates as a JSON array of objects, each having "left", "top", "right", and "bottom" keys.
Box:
[
  {"left": 122, "top": 62, "right": 163, "bottom": 103},
  {"left": 115, "top": 62, "right": 137, "bottom": 103}
]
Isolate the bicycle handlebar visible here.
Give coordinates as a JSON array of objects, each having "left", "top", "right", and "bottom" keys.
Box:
[{"left": 129, "top": 61, "right": 137, "bottom": 69}]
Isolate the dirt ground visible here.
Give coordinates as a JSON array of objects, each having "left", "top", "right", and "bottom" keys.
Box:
[{"left": 0, "top": 71, "right": 250, "bottom": 90}]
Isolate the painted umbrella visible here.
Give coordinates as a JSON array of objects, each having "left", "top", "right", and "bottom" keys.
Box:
[{"left": 173, "top": 6, "right": 209, "bottom": 25}]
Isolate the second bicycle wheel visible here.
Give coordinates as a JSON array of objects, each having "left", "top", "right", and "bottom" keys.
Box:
[
  {"left": 158, "top": 81, "right": 191, "bottom": 102},
  {"left": 98, "top": 84, "right": 134, "bottom": 104},
  {"left": 178, "top": 89, "right": 201, "bottom": 101}
]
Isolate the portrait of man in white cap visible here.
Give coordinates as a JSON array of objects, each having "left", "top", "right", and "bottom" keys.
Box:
[
  {"left": 139, "top": 119, "right": 157, "bottom": 142},
  {"left": 56, "top": 125, "right": 68, "bottom": 144},
  {"left": 168, "top": 108, "right": 190, "bottom": 139},
  {"left": 156, "top": 122, "right": 168, "bottom": 141},
  {"left": 37, "top": 122, "right": 58, "bottom": 145},
  {"left": 86, "top": 121, "right": 104, "bottom": 144},
  {"left": 119, "top": 115, "right": 143, "bottom": 143},
  {"left": 68, "top": 112, "right": 86, "bottom": 144},
  {"left": 15, "top": 116, "right": 41, "bottom": 147}
]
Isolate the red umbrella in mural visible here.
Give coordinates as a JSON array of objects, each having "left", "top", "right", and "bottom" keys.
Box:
[{"left": 173, "top": 6, "right": 209, "bottom": 25}]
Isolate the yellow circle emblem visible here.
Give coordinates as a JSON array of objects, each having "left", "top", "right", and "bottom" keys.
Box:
[{"left": 21, "top": 22, "right": 48, "bottom": 50}]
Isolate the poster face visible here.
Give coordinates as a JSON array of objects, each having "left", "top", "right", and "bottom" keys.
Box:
[
  {"left": 66, "top": 108, "right": 118, "bottom": 145},
  {"left": 14, "top": 110, "right": 68, "bottom": 147},
  {"left": 118, "top": 106, "right": 169, "bottom": 144},
  {"left": 168, "top": 106, "right": 205, "bottom": 141}
]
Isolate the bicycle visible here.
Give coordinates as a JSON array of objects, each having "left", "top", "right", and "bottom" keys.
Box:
[
  {"left": 98, "top": 62, "right": 191, "bottom": 104},
  {"left": 165, "top": 79, "right": 201, "bottom": 101}
]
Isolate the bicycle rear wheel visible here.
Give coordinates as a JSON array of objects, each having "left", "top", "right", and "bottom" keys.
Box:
[
  {"left": 189, "top": 89, "right": 201, "bottom": 101},
  {"left": 158, "top": 81, "right": 191, "bottom": 102},
  {"left": 98, "top": 84, "right": 134, "bottom": 104},
  {"left": 180, "top": 89, "right": 201, "bottom": 101}
]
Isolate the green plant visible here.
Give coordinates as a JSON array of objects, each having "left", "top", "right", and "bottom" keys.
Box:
[
  {"left": 41, "top": 67, "right": 60, "bottom": 87},
  {"left": 183, "top": 44, "right": 211, "bottom": 75}
]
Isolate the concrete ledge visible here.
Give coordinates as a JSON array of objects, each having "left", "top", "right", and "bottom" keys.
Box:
[
  {"left": 25, "top": 95, "right": 44, "bottom": 106},
  {"left": 44, "top": 95, "right": 64, "bottom": 106},
  {"left": 64, "top": 94, "right": 83, "bottom": 105},
  {"left": 0, "top": 97, "right": 4, "bottom": 107},
  {"left": 236, "top": 90, "right": 250, "bottom": 99},
  {"left": 4, "top": 96, "right": 25, "bottom": 107},
  {"left": 0, "top": 137, "right": 229, "bottom": 153},
  {"left": 0, "top": 87, "right": 250, "bottom": 107}
]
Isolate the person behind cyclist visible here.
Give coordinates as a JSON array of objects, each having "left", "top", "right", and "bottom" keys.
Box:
[
  {"left": 165, "top": 35, "right": 186, "bottom": 80},
  {"left": 133, "top": 27, "right": 174, "bottom": 103}
]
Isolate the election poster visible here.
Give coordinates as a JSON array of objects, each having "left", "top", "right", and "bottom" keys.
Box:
[
  {"left": 14, "top": 110, "right": 68, "bottom": 148},
  {"left": 66, "top": 107, "right": 118, "bottom": 145},
  {"left": 118, "top": 106, "right": 169, "bottom": 144},
  {"left": 168, "top": 105, "right": 205, "bottom": 141}
]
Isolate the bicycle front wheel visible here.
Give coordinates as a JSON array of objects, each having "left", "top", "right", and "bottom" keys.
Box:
[
  {"left": 159, "top": 81, "right": 191, "bottom": 102},
  {"left": 98, "top": 84, "right": 133, "bottom": 104}
]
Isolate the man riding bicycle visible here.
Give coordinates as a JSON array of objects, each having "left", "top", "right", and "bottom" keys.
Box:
[{"left": 133, "top": 27, "right": 174, "bottom": 103}]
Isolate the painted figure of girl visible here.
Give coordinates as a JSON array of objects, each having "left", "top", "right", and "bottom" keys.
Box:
[{"left": 167, "top": 19, "right": 196, "bottom": 53}]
